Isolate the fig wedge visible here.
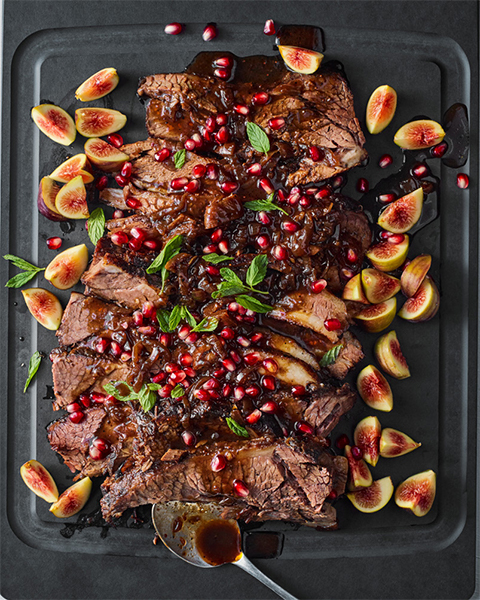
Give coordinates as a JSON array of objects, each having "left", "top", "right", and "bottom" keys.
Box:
[
  {"left": 75, "top": 108, "right": 127, "bottom": 138},
  {"left": 380, "top": 427, "right": 421, "bottom": 458},
  {"left": 278, "top": 45, "right": 324, "bottom": 74},
  {"left": 366, "top": 235, "right": 409, "bottom": 272},
  {"left": 345, "top": 445, "right": 372, "bottom": 491},
  {"left": 50, "top": 154, "right": 93, "bottom": 184},
  {"left": 366, "top": 85, "right": 397, "bottom": 134},
  {"left": 355, "top": 297, "right": 396, "bottom": 332},
  {"left": 374, "top": 330, "right": 410, "bottom": 379},
  {"left": 395, "top": 470, "right": 436, "bottom": 516},
  {"left": 75, "top": 67, "right": 119, "bottom": 101},
  {"left": 84, "top": 138, "right": 129, "bottom": 172},
  {"left": 354, "top": 416, "right": 381, "bottom": 466},
  {"left": 378, "top": 188, "right": 423, "bottom": 233},
  {"left": 31, "top": 104, "right": 76, "bottom": 145},
  {"left": 398, "top": 276, "right": 440, "bottom": 322},
  {"left": 37, "top": 177, "right": 66, "bottom": 222},
  {"left": 357, "top": 365, "right": 393, "bottom": 412},
  {"left": 44, "top": 244, "right": 89, "bottom": 290},
  {"left": 401, "top": 254, "right": 432, "bottom": 297},
  {"left": 22, "top": 288, "right": 63, "bottom": 330},
  {"left": 54, "top": 175, "right": 89, "bottom": 219},
  {"left": 20, "top": 459, "right": 59, "bottom": 503},
  {"left": 49, "top": 477, "right": 92, "bottom": 518},
  {"left": 342, "top": 272, "right": 369, "bottom": 304},
  {"left": 394, "top": 119, "right": 445, "bottom": 150},
  {"left": 347, "top": 477, "right": 394, "bottom": 513},
  {"left": 361, "top": 268, "right": 400, "bottom": 304}
]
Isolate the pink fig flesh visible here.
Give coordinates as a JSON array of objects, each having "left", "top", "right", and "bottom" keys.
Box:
[
  {"left": 354, "top": 416, "right": 381, "bottom": 466},
  {"left": 20, "top": 459, "right": 59, "bottom": 502},
  {"left": 345, "top": 444, "right": 372, "bottom": 491},
  {"left": 361, "top": 268, "right": 401, "bottom": 304},
  {"left": 356, "top": 365, "right": 393, "bottom": 412},
  {"left": 380, "top": 427, "right": 421, "bottom": 458},
  {"left": 366, "top": 85, "right": 397, "bottom": 134},
  {"left": 398, "top": 276, "right": 440, "bottom": 322},
  {"left": 401, "top": 254, "right": 432, "bottom": 297},
  {"left": 395, "top": 470, "right": 436, "bottom": 516}
]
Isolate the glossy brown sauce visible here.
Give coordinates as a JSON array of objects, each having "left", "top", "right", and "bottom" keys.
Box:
[{"left": 195, "top": 519, "right": 242, "bottom": 566}]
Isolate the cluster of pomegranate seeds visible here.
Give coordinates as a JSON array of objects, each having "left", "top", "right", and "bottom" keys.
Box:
[
  {"left": 164, "top": 22, "right": 183, "bottom": 35},
  {"left": 203, "top": 23, "right": 218, "bottom": 42},
  {"left": 378, "top": 153, "right": 393, "bottom": 168},
  {"left": 89, "top": 437, "right": 111, "bottom": 461},
  {"left": 263, "top": 19, "right": 275, "bottom": 35},
  {"left": 46, "top": 236, "right": 62, "bottom": 250},
  {"left": 457, "top": 173, "right": 469, "bottom": 189}
]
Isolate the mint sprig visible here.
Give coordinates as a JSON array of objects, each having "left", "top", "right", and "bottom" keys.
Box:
[
  {"left": 319, "top": 344, "right": 343, "bottom": 367},
  {"left": 226, "top": 417, "right": 249, "bottom": 438},
  {"left": 146, "top": 234, "right": 183, "bottom": 292},
  {"left": 246, "top": 122, "right": 270, "bottom": 155},
  {"left": 103, "top": 381, "right": 161, "bottom": 412},
  {"left": 244, "top": 193, "right": 288, "bottom": 215},
  {"left": 4, "top": 254, "right": 45, "bottom": 288},
  {"left": 24, "top": 351, "right": 42, "bottom": 393},
  {"left": 203, "top": 253, "right": 234, "bottom": 265}
]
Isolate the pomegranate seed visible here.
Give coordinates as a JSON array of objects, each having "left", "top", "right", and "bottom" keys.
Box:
[
  {"left": 170, "top": 370, "right": 187, "bottom": 384},
  {"left": 316, "top": 186, "right": 331, "bottom": 199},
  {"left": 179, "top": 353, "right": 193, "bottom": 367},
  {"left": 288, "top": 189, "right": 300, "bottom": 205},
  {"left": 246, "top": 409, "right": 262, "bottom": 424},
  {"left": 251, "top": 333, "right": 264, "bottom": 344},
  {"left": 258, "top": 178, "right": 274, "bottom": 194},
  {"left": 46, "top": 236, "right": 62, "bottom": 250},
  {"left": 335, "top": 434, "right": 349, "bottom": 450},
  {"left": 107, "top": 133, "right": 123, "bottom": 148},
  {"left": 113, "top": 209, "right": 124, "bottom": 219},
  {"left": 170, "top": 177, "right": 189, "bottom": 190},
  {"left": 300, "top": 196, "right": 312, "bottom": 208},
  {"left": 309, "top": 146, "right": 321, "bottom": 161},
  {"left": 133, "top": 311, "right": 144, "bottom": 326},
  {"left": 126, "top": 198, "right": 141, "bottom": 209},
  {"left": 216, "top": 114, "right": 228, "bottom": 127},
  {"left": 68, "top": 411, "right": 84, "bottom": 424},
  {"left": 457, "top": 173, "right": 469, "bottom": 188},
  {"left": 347, "top": 248, "right": 358, "bottom": 263},
  {"left": 96, "top": 175, "right": 108, "bottom": 191},
  {"left": 268, "top": 117, "right": 285, "bottom": 130},
  {"left": 160, "top": 333, "right": 171, "bottom": 347},
  {"left": 218, "top": 240, "right": 229, "bottom": 254},
  {"left": 154, "top": 148, "right": 171, "bottom": 162},
  {"left": 178, "top": 325, "right": 192, "bottom": 340},
  {"left": 115, "top": 174, "right": 129, "bottom": 187},
  {"left": 243, "top": 352, "right": 260, "bottom": 365},
  {"left": 311, "top": 279, "right": 327, "bottom": 294},
  {"left": 203, "top": 23, "right": 218, "bottom": 41},
  {"left": 247, "top": 163, "right": 262, "bottom": 176},
  {"left": 431, "top": 142, "right": 448, "bottom": 157},
  {"left": 252, "top": 92, "right": 270, "bottom": 105},
  {"left": 152, "top": 372, "right": 166, "bottom": 384},
  {"left": 263, "top": 19, "right": 275, "bottom": 35},
  {"left": 257, "top": 211, "right": 271, "bottom": 225},
  {"left": 343, "top": 268, "right": 354, "bottom": 279},
  {"left": 277, "top": 189, "right": 286, "bottom": 202},
  {"left": 194, "top": 389, "right": 210, "bottom": 401},
  {"left": 378, "top": 193, "right": 396, "bottom": 204},
  {"left": 356, "top": 178, "right": 369, "bottom": 193},
  {"left": 130, "top": 227, "right": 146, "bottom": 241},
  {"left": 234, "top": 104, "right": 250, "bottom": 116},
  {"left": 158, "top": 384, "right": 173, "bottom": 398},
  {"left": 389, "top": 233, "right": 406, "bottom": 244},
  {"left": 215, "top": 126, "right": 230, "bottom": 144},
  {"left": 206, "top": 265, "right": 220, "bottom": 276},
  {"left": 120, "top": 351, "right": 132, "bottom": 362},
  {"left": 256, "top": 234, "right": 271, "bottom": 249},
  {"left": 332, "top": 175, "right": 344, "bottom": 189},
  {"left": 121, "top": 162, "right": 132, "bottom": 178},
  {"left": 66, "top": 402, "right": 81, "bottom": 413},
  {"left": 221, "top": 181, "right": 238, "bottom": 194},
  {"left": 421, "top": 180, "right": 435, "bottom": 194},
  {"left": 282, "top": 220, "right": 298, "bottom": 233},
  {"left": 236, "top": 336, "right": 251, "bottom": 348},
  {"left": 143, "top": 239, "right": 160, "bottom": 251},
  {"left": 193, "top": 133, "right": 204, "bottom": 148},
  {"left": 129, "top": 237, "right": 143, "bottom": 251},
  {"left": 192, "top": 164, "right": 207, "bottom": 178},
  {"left": 222, "top": 384, "right": 232, "bottom": 398},
  {"left": 292, "top": 385, "right": 306, "bottom": 396},
  {"left": 215, "top": 56, "right": 233, "bottom": 68},
  {"left": 230, "top": 350, "right": 242, "bottom": 363},
  {"left": 412, "top": 163, "right": 428, "bottom": 178},
  {"left": 206, "top": 164, "right": 219, "bottom": 180},
  {"left": 351, "top": 446, "right": 363, "bottom": 460},
  {"left": 185, "top": 179, "right": 201, "bottom": 193},
  {"left": 90, "top": 392, "right": 106, "bottom": 404},
  {"left": 260, "top": 400, "right": 277, "bottom": 413},
  {"left": 182, "top": 138, "right": 195, "bottom": 152},
  {"left": 110, "top": 341, "right": 122, "bottom": 357},
  {"left": 164, "top": 22, "right": 183, "bottom": 35},
  {"left": 203, "top": 378, "right": 220, "bottom": 390},
  {"left": 262, "top": 358, "right": 278, "bottom": 374},
  {"left": 221, "top": 358, "right": 236, "bottom": 372},
  {"left": 261, "top": 375, "right": 276, "bottom": 391},
  {"left": 165, "top": 362, "right": 180, "bottom": 374},
  {"left": 379, "top": 154, "right": 393, "bottom": 168},
  {"left": 246, "top": 385, "right": 260, "bottom": 397},
  {"left": 295, "top": 421, "right": 314, "bottom": 435},
  {"left": 234, "top": 386, "right": 245, "bottom": 400},
  {"left": 203, "top": 244, "right": 218, "bottom": 254},
  {"left": 228, "top": 302, "right": 240, "bottom": 313},
  {"left": 95, "top": 338, "right": 109, "bottom": 353},
  {"left": 214, "top": 68, "right": 230, "bottom": 80},
  {"left": 272, "top": 245, "right": 287, "bottom": 260},
  {"left": 138, "top": 325, "right": 156, "bottom": 336},
  {"left": 184, "top": 367, "right": 197, "bottom": 378},
  {"left": 211, "top": 454, "right": 226, "bottom": 472},
  {"left": 324, "top": 318, "right": 342, "bottom": 331},
  {"left": 89, "top": 439, "right": 110, "bottom": 459},
  {"left": 182, "top": 431, "right": 196, "bottom": 447}
]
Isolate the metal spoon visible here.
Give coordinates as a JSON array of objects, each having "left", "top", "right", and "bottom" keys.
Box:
[{"left": 152, "top": 502, "right": 298, "bottom": 600}]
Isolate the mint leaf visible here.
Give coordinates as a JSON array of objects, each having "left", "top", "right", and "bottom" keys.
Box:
[
  {"left": 174, "top": 149, "right": 186, "bottom": 169},
  {"left": 219, "top": 268, "right": 243, "bottom": 286},
  {"left": 146, "top": 234, "right": 183, "bottom": 292},
  {"left": 319, "top": 344, "right": 343, "bottom": 367},
  {"left": 171, "top": 384, "right": 186, "bottom": 399},
  {"left": 103, "top": 381, "right": 137, "bottom": 403},
  {"left": 138, "top": 385, "right": 157, "bottom": 412},
  {"left": 182, "top": 307, "right": 198, "bottom": 329},
  {"left": 157, "top": 308, "right": 173, "bottom": 332},
  {"left": 235, "top": 294, "right": 273, "bottom": 313},
  {"left": 6, "top": 270, "right": 40, "bottom": 289},
  {"left": 23, "top": 351, "right": 42, "bottom": 393},
  {"left": 246, "top": 254, "right": 268, "bottom": 288},
  {"left": 211, "top": 282, "right": 246, "bottom": 299},
  {"left": 203, "top": 253, "right": 234, "bottom": 264},
  {"left": 104, "top": 381, "right": 158, "bottom": 412},
  {"left": 244, "top": 193, "right": 288, "bottom": 215},
  {"left": 168, "top": 305, "right": 185, "bottom": 330},
  {"left": 191, "top": 317, "right": 218, "bottom": 333},
  {"left": 246, "top": 122, "right": 270, "bottom": 155},
  {"left": 3, "top": 254, "right": 42, "bottom": 272},
  {"left": 226, "top": 417, "right": 249, "bottom": 438},
  {"left": 87, "top": 207, "right": 105, "bottom": 246}
]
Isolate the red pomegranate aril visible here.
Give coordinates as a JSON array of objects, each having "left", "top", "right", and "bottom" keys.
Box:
[
  {"left": 236, "top": 336, "right": 251, "bottom": 348},
  {"left": 316, "top": 186, "right": 331, "bottom": 200},
  {"left": 194, "top": 389, "right": 210, "bottom": 401},
  {"left": 221, "top": 384, "right": 232, "bottom": 398},
  {"left": 268, "top": 117, "right": 285, "bottom": 130},
  {"left": 217, "top": 240, "right": 229, "bottom": 254},
  {"left": 121, "top": 162, "right": 132, "bottom": 178},
  {"left": 138, "top": 325, "right": 156, "bottom": 337},
  {"left": 263, "top": 19, "right": 275, "bottom": 35},
  {"left": 206, "top": 265, "right": 220, "bottom": 276},
  {"left": 379, "top": 153, "right": 393, "bottom": 168},
  {"left": 152, "top": 372, "right": 166, "bottom": 384},
  {"left": 282, "top": 220, "right": 298, "bottom": 233},
  {"left": 356, "top": 178, "right": 369, "bottom": 193},
  {"left": 126, "top": 197, "right": 141, "bottom": 209},
  {"left": 133, "top": 310, "right": 144, "bottom": 326},
  {"left": 215, "top": 56, "right": 233, "bottom": 68},
  {"left": 206, "top": 164, "right": 219, "bottom": 180},
  {"left": 292, "top": 385, "right": 306, "bottom": 397},
  {"left": 347, "top": 248, "right": 358, "bottom": 263},
  {"left": 216, "top": 114, "right": 228, "bottom": 126},
  {"left": 68, "top": 411, "right": 84, "bottom": 424},
  {"left": 170, "top": 177, "right": 188, "bottom": 190},
  {"left": 96, "top": 175, "right": 108, "bottom": 190},
  {"left": 324, "top": 318, "right": 342, "bottom": 331},
  {"left": 351, "top": 445, "right": 363, "bottom": 460},
  {"left": 244, "top": 352, "right": 260, "bottom": 366},
  {"left": 203, "top": 244, "right": 218, "bottom": 254},
  {"left": 160, "top": 333, "right": 171, "bottom": 347},
  {"left": 260, "top": 400, "right": 278, "bottom": 413},
  {"left": 92, "top": 438, "right": 110, "bottom": 455},
  {"left": 221, "top": 181, "right": 238, "bottom": 194},
  {"left": 214, "top": 68, "right": 230, "bottom": 80},
  {"left": 46, "top": 236, "right": 62, "bottom": 250},
  {"left": 210, "top": 227, "right": 222, "bottom": 243},
  {"left": 295, "top": 421, "right": 314, "bottom": 435},
  {"left": 207, "top": 390, "right": 220, "bottom": 401},
  {"left": 179, "top": 353, "right": 193, "bottom": 367},
  {"left": 129, "top": 237, "right": 143, "bottom": 251},
  {"left": 115, "top": 174, "right": 129, "bottom": 187},
  {"left": 120, "top": 351, "right": 132, "bottom": 362},
  {"left": 251, "top": 333, "right": 264, "bottom": 344},
  {"left": 107, "top": 133, "right": 123, "bottom": 148},
  {"left": 79, "top": 393, "right": 91, "bottom": 408},
  {"left": 88, "top": 446, "right": 104, "bottom": 461},
  {"left": 192, "top": 164, "right": 207, "bottom": 178},
  {"left": 457, "top": 173, "right": 469, "bottom": 189},
  {"left": 288, "top": 189, "right": 300, "bottom": 205},
  {"left": 234, "top": 103, "right": 250, "bottom": 116},
  {"left": 178, "top": 325, "right": 192, "bottom": 340},
  {"left": 431, "top": 141, "right": 448, "bottom": 158},
  {"left": 261, "top": 375, "right": 276, "bottom": 391},
  {"left": 252, "top": 92, "right": 270, "bottom": 105},
  {"left": 332, "top": 175, "right": 344, "bottom": 189},
  {"left": 257, "top": 211, "right": 271, "bottom": 225},
  {"left": 247, "top": 163, "right": 262, "bottom": 176},
  {"left": 381, "top": 232, "right": 405, "bottom": 244},
  {"left": 246, "top": 385, "right": 260, "bottom": 398},
  {"left": 412, "top": 163, "right": 428, "bottom": 178},
  {"left": 203, "top": 23, "right": 218, "bottom": 41},
  {"left": 221, "top": 358, "right": 236, "bottom": 372},
  {"left": 184, "top": 367, "right": 197, "bottom": 378},
  {"left": 378, "top": 193, "right": 396, "bottom": 204},
  {"left": 164, "top": 22, "right": 183, "bottom": 35},
  {"left": 256, "top": 234, "right": 271, "bottom": 249},
  {"left": 113, "top": 209, "right": 124, "bottom": 219},
  {"left": 262, "top": 358, "right": 278, "bottom": 374},
  {"left": 90, "top": 392, "right": 107, "bottom": 404},
  {"left": 185, "top": 179, "right": 200, "bottom": 193},
  {"left": 211, "top": 454, "right": 226, "bottom": 472},
  {"left": 219, "top": 328, "right": 234, "bottom": 341},
  {"left": 110, "top": 341, "right": 123, "bottom": 357},
  {"left": 143, "top": 239, "right": 160, "bottom": 251},
  {"left": 154, "top": 148, "right": 170, "bottom": 162},
  {"left": 165, "top": 362, "right": 180, "bottom": 374},
  {"left": 66, "top": 402, "right": 81, "bottom": 414},
  {"left": 272, "top": 245, "right": 287, "bottom": 260},
  {"left": 193, "top": 133, "right": 204, "bottom": 148},
  {"left": 277, "top": 189, "right": 286, "bottom": 202},
  {"left": 184, "top": 138, "right": 196, "bottom": 151},
  {"left": 300, "top": 196, "right": 312, "bottom": 208},
  {"left": 170, "top": 370, "right": 187, "bottom": 384},
  {"left": 182, "top": 430, "right": 196, "bottom": 447},
  {"left": 335, "top": 433, "right": 349, "bottom": 450},
  {"left": 311, "top": 279, "right": 327, "bottom": 294},
  {"left": 95, "top": 338, "right": 109, "bottom": 353},
  {"left": 158, "top": 384, "right": 173, "bottom": 398},
  {"left": 227, "top": 302, "right": 240, "bottom": 313},
  {"left": 203, "top": 378, "right": 220, "bottom": 390},
  {"left": 215, "top": 126, "right": 230, "bottom": 144},
  {"left": 130, "top": 226, "right": 146, "bottom": 241},
  {"left": 246, "top": 409, "right": 262, "bottom": 424},
  {"left": 309, "top": 146, "right": 321, "bottom": 161}
]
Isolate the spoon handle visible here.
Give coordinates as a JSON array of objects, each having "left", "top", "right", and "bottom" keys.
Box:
[{"left": 235, "top": 555, "right": 298, "bottom": 600}]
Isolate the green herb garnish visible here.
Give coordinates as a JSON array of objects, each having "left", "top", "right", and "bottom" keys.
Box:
[
  {"left": 203, "top": 253, "right": 234, "bottom": 264},
  {"left": 23, "top": 351, "right": 42, "bottom": 393},
  {"left": 157, "top": 305, "right": 218, "bottom": 334},
  {"left": 244, "top": 193, "right": 288, "bottom": 215},
  {"left": 246, "top": 122, "right": 270, "bottom": 155},
  {"left": 174, "top": 149, "right": 186, "bottom": 169},
  {"left": 146, "top": 235, "right": 183, "bottom": 292},
  {"left": 103, "top": 381, "right": 161, "bottom": 412},
  {"left": 171, "top": 384, "right": 186, "bottom": 399},
  {"left": 319, "top": 344, "right": 343, "bottom": 367},
  {"left": 226, "top": 417, "right": 249, "bottom": 438},
  {"left": 4, "top": 254, "right": 45, "bottom": 288},
  {"left": 87, "top": 207, "right": 105, "bottom": 246}
]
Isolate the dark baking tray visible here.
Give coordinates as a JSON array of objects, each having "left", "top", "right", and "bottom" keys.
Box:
[{"left": 1, "top": 2, "right": 478, "bottom": 599}]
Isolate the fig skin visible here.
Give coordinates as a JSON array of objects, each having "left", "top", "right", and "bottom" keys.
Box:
[
  {"left": 50, "top": 154, "right": 93, "bottom": 184},
  {"left": 380, "top": 427, "right": 421, "bottom": 458},
  {"left": 356, "top": 365, "right": 393, "bottom": 412},
  {"left": 398, "top": 276, "right": 440, "bottom": 323},
  {"left": 361, "top": 268, "right": 400, "bottom": 304},
  {"left": 37, "top": 177, "right": 67, "bottom": 222},
  {"left": 366, "top": 85, "right": 397, "bottom": 134},
  {"left": 401, "top": 254, "right": 432, "bottom": 297},
  {"left": 345, "top": 445, "right": 372, "bottom": 491},
  {"left": 374, "top": 330, "right": 410, "bottom": 379},
  {"left": 20, "top": 460, "right": 59, "bottom": 503},
  {"left": 354, "top": 416, "right": 381, "bottom": 466},
  {"left": 347, "top": 477, "right": 394, "bottom": 513},
  {"left": 31, "top": 104, "right": 76, "bottom": 146},
  {"left": 378, "top": 187, "right": 424, "bottom": 234},
  {"left": 75, "top": 108, "right": 127, "bottom": 138},
  {"left": 342, "top": 273, "right": 369, "bottom": 304},
  {"left": 394, "top": 119, "right": 445, "bottom": 150},
  {"left": 395, "top": 470, "right": 436, "bottom": 516},
  {"left": 22, "top": 288, "right": 63, "bottom": 330},
  {"left": 366, "top": 235, "right": 409, "bottom": 272},
  {"left": 84, "top": 138, "right": 129, "bottom": 172},
  {"left": 49, "top": 477, "right": 92, "bottom": 518},
  {"left": 355, "top": 297, "right": 396, "bottom": 333},
  {"left": 75, "top": 68, "right": 119, "bottom": 102},
  {"left": 44, "top": 244, "right": 89, "bottom": 290},
  {"left": 54, "top": 175, "right": 89, "bottom": 219},
  {"left": 278, "top": 45, "right": 324, "bottom": 75}
]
